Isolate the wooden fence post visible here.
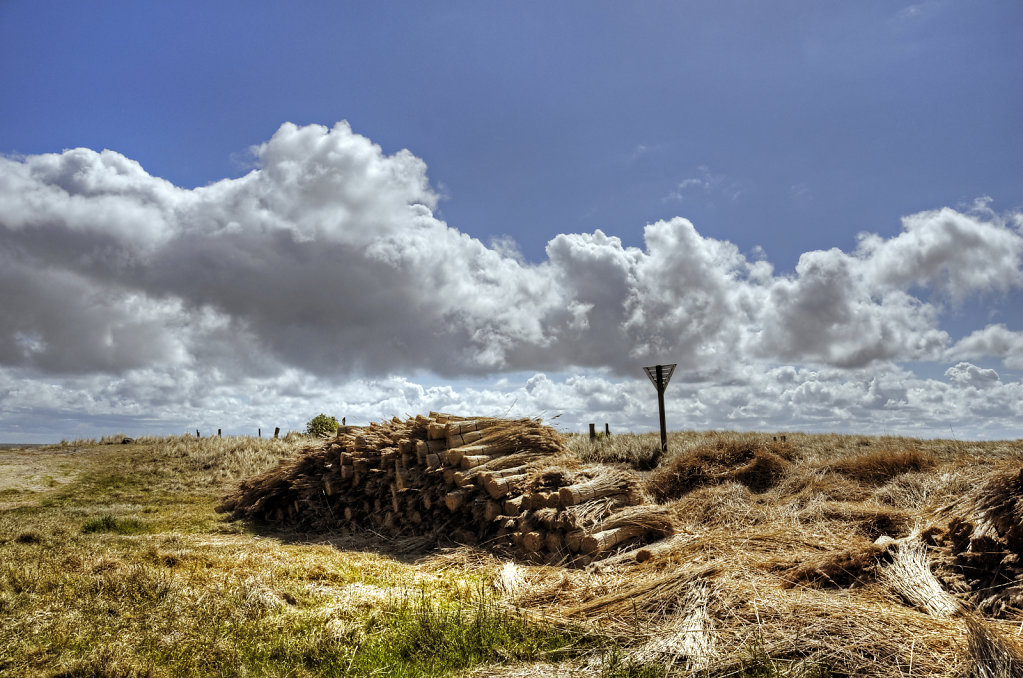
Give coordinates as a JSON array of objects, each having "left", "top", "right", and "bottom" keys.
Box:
[
  {"left": 218, "top": 429, "right": 222, "bottom": 438},
  {"left": 196, "top": 429, "right": 200, "bottom": 438},
  {"left": 589, "top": 423, "right": 596, "bottom": 439},
  {"left": 605, "top": 423, "right": 611, "bottom": 437},
  {"left": 274, "top": 427, "right": 280, "bottom": 439}
]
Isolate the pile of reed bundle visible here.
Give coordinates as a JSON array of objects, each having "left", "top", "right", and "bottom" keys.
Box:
[
  {"left": 220, "top": 412, "right": 676, "bottom": 564},
  {"left": 932, "top": 466, "right": 1023, "bottom": 617},
  {"left": 219, "top": 415, "right": 564, "bottom": 538}
]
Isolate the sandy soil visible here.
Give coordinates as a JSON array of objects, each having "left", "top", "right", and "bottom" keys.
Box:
[{"left": 0, "top": 445, "right": 81, "bottom": 509}]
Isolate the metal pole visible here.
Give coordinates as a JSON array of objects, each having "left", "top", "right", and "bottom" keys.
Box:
[{"left": 656, "top": 364, "right": 667, "bottom": 453}]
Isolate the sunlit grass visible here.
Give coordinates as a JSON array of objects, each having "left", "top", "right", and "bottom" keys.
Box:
[
  {"left": 0, "top": 435, "right": 616, "bottom": 677},
  {"left": 7, "top": 428, "right": 1018, "bottom": 676}
]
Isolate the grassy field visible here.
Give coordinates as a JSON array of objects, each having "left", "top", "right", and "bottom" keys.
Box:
[{"left": 1, "top": 429, "right": 1022, "bottom": 676}]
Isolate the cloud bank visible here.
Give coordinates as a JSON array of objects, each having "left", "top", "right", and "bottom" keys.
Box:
[{"left": 1, "top": 121, "right": 1022, "bottom": 439}]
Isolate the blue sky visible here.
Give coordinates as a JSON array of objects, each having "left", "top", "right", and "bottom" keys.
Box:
[{"left": 1, "top": 2, "right": 1022, "bottom": 441}]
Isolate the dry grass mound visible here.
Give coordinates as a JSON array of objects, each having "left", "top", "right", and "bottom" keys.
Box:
[
  {"left": 827, "top": 448, "right": 937, "bottom": 485},
  {"left": 667, "top": 482, "right": 766, "bottom": 528},
  {"left": 777, "top": 541, "right": 886, "bottom": 589},
  {"left": 646, "top": 437, "right": 792, "bottom": 502}
]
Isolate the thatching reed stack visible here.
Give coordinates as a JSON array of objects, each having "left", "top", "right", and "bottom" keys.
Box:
[{"left": 219, "top": 413, "right": 671, "bottom": 564}]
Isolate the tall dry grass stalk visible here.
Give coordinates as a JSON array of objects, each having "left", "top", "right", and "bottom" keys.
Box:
[{"left": 962, "top": 613, "right": 1023, "bottom": 678}]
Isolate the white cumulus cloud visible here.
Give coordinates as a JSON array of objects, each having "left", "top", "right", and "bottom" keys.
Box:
[{"left": 2, "top": 121, "right": 1022, "bottom": 439}]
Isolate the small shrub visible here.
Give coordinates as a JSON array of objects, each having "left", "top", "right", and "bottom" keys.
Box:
[
  {"left": 305, "top": 413, "right": 340, "bottom": 438},
  {"left": 728, "top": 451, "right": 791, "bottom": 493}
]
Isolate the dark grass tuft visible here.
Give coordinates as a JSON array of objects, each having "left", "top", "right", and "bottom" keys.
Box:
[
  {"left": 82, "top": 514, "right": 148, "bottom": 535},
  {"left": 15, "top": 531, "right": 44, "bottom": 544}
]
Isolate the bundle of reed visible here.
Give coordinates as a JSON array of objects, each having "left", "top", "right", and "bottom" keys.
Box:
[
  {"left": 962, "top": 612, "right": 1023, "bottom": 678},
  {"left": 776, "top": 540, "right": 885, "bottom": 589},
  {"left": 877, "top": 538, "right": 962, "bottom": 617},
  {"left": 481, "top": 467, "right": 530, "bottom": 500},
  {"left": 630, "top": 582, "right": 717, "bottom": 673},
  {"left": 563, "top": 494, "right": 632, "bottom": 531},
  {"left": 470, "top": 418, "right": 567, "bottom": 458},
  {"left": 632, "top": 532, "right": 697, "bottom": 565},
  {"left": 558, "top": 468, "right": 641, "bottom": 507},
  {"left": 560, "top": 563, "right": 718, "bottom": 619},
  {"left": 461, "top": 450, "right": 551, "bottom": 498},
  {"left": 445, "top": 417, "right": 503, "bottom": 447},
  {"left": 579, "top": 505, "right": 674, "bottom": 557}
]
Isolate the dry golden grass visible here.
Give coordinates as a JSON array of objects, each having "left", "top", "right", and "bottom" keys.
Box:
[
  {"left": 4, "top": 427, "right": 1023, "bottom": 677},
  {"left": 826, "top": 448, "right": 937, "bottom": 485},
  {"left": 554, "top": 429, "right": 1023, "bottom": 677}
]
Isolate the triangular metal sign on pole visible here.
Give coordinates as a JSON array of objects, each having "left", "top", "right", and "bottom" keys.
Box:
[
  {"left": 643, "top": 364, "right": 675, "bottom": 392},
  {"left": 643, "top": 363, "right": 676, "bottom": 453}
]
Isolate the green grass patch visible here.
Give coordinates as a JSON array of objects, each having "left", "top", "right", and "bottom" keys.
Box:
[
  {"left": 341, "top": 591, "right": 599, "bottom": 676},
  {"left": 82, "top": 514, "right": 148, "bottom": 535},
  {"left": 599, "top": 647, "right": 669, "bottom": 677}
]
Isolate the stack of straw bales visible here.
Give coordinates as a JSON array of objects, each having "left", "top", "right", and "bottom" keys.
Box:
[{"left": 219, "top": 413, "right": 671, "bottom": 564}]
